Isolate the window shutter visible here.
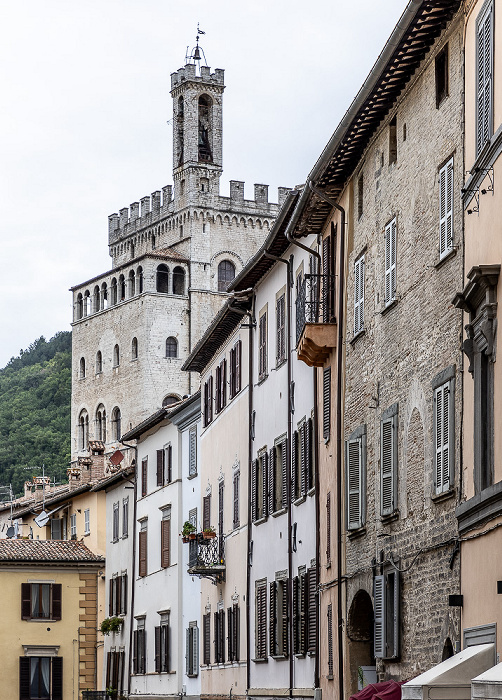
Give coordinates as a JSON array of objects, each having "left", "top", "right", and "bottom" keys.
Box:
[
  {"left": 161, "top": 518, "right": 171, "bottom": 568},
  {"left": 291, "top": 431, "right": 298, "bottom": 501},
  {"left": 116, "top": 577, "right": 122, "bottom": 617},
  {"left": 203, "top": 614, "right": 211, "bottom": 665},
  {"left": 51, "top": 583, "right": 62, "bottom": 620},
  {"left": 292, "top": 576, "right": 299, "bottom": 654},
  {"left": 439, "top": 158, "right": 454, "bottom": 258},
  {"left": 381, "top": 416, "right": 397, "bottom": 516},
  {"left": 477, "top": 4, "right": 493, "bottom": 156},
  {"left": 203, "top": 494, "right": 211, "bottom": 531},
  {"left": 384, "top": 219, "right": 397, "bottom": 304},
  {"left": 109, "top": 578, "right": 114, "bottom": 615},
  {"left": 163, "top": 624, "right": 170, "bottom": 672},
  {"left": 390, "top": 571, "right": 400, "bottom": 659},
  {"left": 186, "top": 628, "right": 190, "bottom": 675},
  {"left": 139, "top": 530, "right": 147, "bottom": 577},
  {"left": 227, "top": 607, "right": 234, "bottom": 662},
  {"left": 158, "top": 449, "right": 165, "bottom": 486},
  {"left": 215, "top": 365, "right": 221, "bottom": 412},
  {"left": 373, "top": 575, "right": 386, "bottom": 658},
  {"left": 193, "top": 625, "right": 200, "bottom": 675},
  {"left": 189, "top": 427, "right": 197, "bottom": 476},
  {"left": 167, "top": 445, "right": 172, "bottom": 483},
  {"left": 347, "top": 438, "right": 363, "bottom": 529},
  {"left": 300, "top": 424, "right": 307, "bottom": 497},
  {"left": 233, "top": 473, "right": 239, "bottom": 528},
  {"left": 281, "top": 582, "right": 289, "bottom": 656},
  {"left": 220, "top": 610, "right": 225, "bottom": 663},
  {"left": 251, "top": 460, "right": 257, "bottom": 522},
  {"left": 155, "top": 626, "right": 161, "bottom": 673},
  {"left": 234, "top": 604, "right": 240, "bottom": 661},
  {"left": 269, "top": 581, "right": 277, "bottom": 656},
  {"left": 435, "top": 382, "right": 452, "bottom": 494},
  {"left": 19, "top": 657, "right": 30, "bottom": 700},
  {"left": 133, "top": 630, "right": 138, "bottom": 674},
  {"left": 141, "top": 458, "right": 148, "bottom": 498},
  {"left": 268, "top": 447, "right": 276, "bottom": 513},
  {"left": 121, "top": 573, "right": 128, "bottom": 614},
  {"left": 256, "top": 584, "right": 267, "bottom": 659},
  {"left": 21, "top": 582, "right": 31, "bottom": 620},
  {"left": 300, "top": 573, "right": 307, "bottom": 655},
  {"left": 307, "top": 568, "right": 317, "bottom": 654},
  {"left": 222, "top": 359, "right": 227, "bottom": 408},
  {"left": 106, "top": 652, "right": 112, "bottom": 689},
  {"left": 208, "top": 376, "right": 213, "bottom": 423},
  {"left": 203, "top": 381, "right": 209, "bottom": 426},
  {"left": 281, "top": 439, "right": 288, "bottom": 508},
  {"left": 306, "top": 418, "right": 313, "bottom": 491},
  {"left": 326, "top": 493, "right": 331, "bottom": 565},
  {"left": 327, "top": 604, "right": 334, "bottom": 678},
  {"left": 323, "top": 367, "right": 331, "bottom": 441},
  {"left": 354, "top": 256, "right": 365, "bottom": 334},
  {"left": 214, "top": 611, "right": 219, "bottom": 663},
  {"left": 262, "top": 452, "right": 269, "bottom": 518},
  {"left": 52, "top": 657, "right": 63, "bottom": 700},
  {"left": 235, "top": 340, "right": 242, "bottom": 393}
]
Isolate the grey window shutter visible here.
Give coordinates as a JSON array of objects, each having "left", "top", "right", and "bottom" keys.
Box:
[
  {"left": 307, "top": 567, "right": 317, "bottom": 655},
  {"left": 299, "top": 573, "right": 307, "bottom": 655},
  {"left": 326, "top": 493, "right": 331, "bottom": 565},
  {"left": 186, "top": 627, "right": 190, "bottom": 675},
  {"left": 189, "top": 427, "right": 197, "bottom": 476},
  {"left": 439, "top": 158, "right": 454, "bottom": 258},
  {"left": 291, "top": 431, "right": 297, "bottom": 501},
  {"left": 300, "top": 423, "right": 307, "bottom": 496},
  {"left": 380, "top": 416, "right": 397, "bottom": 516},
  {"left": 384, "top": 219, "right": 397, "bottom": 304},
  {"left": 292, "top": 576, "right": 298, "bottom": 654},
  {"left": 323, "top": 367, "right": 331, "bottom": 440},
  {"left": 373, "top": 574, "right": 386, "bottom": 658},
  {"left": 346, "top": 437, "right": 362, "bottom": 529},
  {"left": 269, "top": 581, "right": 277, "bottom": 656},
  {"left": 155, "top": 626, "right": 161, "bottom": 673},
  {"left": 281, "top": 439, "right": 288, "bottom": 508},
  {"left": 280, "top": 581, "right": 289, "bottom": 655},
  {"left": 251, "top": 459, "right": 257, "bottom": 522},
  {"left": 390, "top": 571, "right": 400, "bottom": 659},
  {"left": 262, "top": 452, "right": 268, "bottom": 518},
  {"left": 193, "top": 625, "right": 199, "bottom": 674},
  {"left": 268, "top": 447, "right": 276, "bottom": 514},
  {"left": 327, "top": 603, "right": 334, "bottom": 678},
  {"left": 354, "top": 255, "right": 365, "bottom": 334},
  {"left": 477, "top": 4, "right": 493, "bottom": 155}
]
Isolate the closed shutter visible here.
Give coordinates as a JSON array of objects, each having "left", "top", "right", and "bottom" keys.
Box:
[
  {"left": 291, "top": 431, "right": 298, "bottom": 501},
  {"left": 354, "top": 255, "right": 365, "bottom": 334},
  {"left": 326, "top": 493, "right": 331, "bottom": 565},
  {"left": 52, "top": 657, "right": 63, "bottom": 700},
  {"left": 292, "top": 576, "right": 299, "bottom": 654},
  {"left": 439, "top": 158, "right": 454, "bottom": 258},
  {"left": 220, "top": 610, "right": 226, "bottom": 663},
  {"left": 256, "top": 584, "right": 267, "bottom": 659},
  {"left": 121, "top": 573, "right": 128, "bottom": 614},
  {"left": 477, "top": 4, "right": 493, "bottom": 156},
  {"left": 262, "top": 452, "right": 269, "bottom": 518},
  {"left": 384, "top": 219, "right": 397, "bottom": 304},
  {"left": 269, "top": 581, "right": 277, "bottom": 656},
  {"left": 300, "top": 423, "right": 307, "bottom": 497},
  {"left": 189, "top": 427, "right": 197, "bottom": 476},
  {"left": 203, "top": 494, "right": 211, "bottom": 531},
  {"left": 167, "top": 444, "right": 172, "bottom": 483},
  {"left": 222, "top": 359, "right": 227, "bottom": 408},
  {"left": 157, "top": 449, "right": 164, "bottom": 486},
  {"left": 215, "top": 365, "right": 221, "bottom": 412},
  {"left": 281, "top": 439, "right": 288, "bottom": 508},
  {"left": 19, "top": 657, "right": 30, "bottom": 700},
  {"left": 51, "top": 583, "right": 62, "bottom": 620},
  {"left": 306, "top": 418, "right": 313, "bottom": 491},
  {"left": 161, "top": 518, "right": 170, "bottom": 568},
  {"left": 435, "top": 382, "right": 452, "bottom": 494},
  {"left": 141, "top": 458, "right": 148, "bottom": 498},
  {"left": 347, "top": 437, "right": 362, "bottom": 529},
  {"left": 235, "top": 341, "right": 242, "bottom": 393},
  {"left": 373, "top": 574, "right": 386, "bottom": 658},
  {"left": 203, "top": 614, "right": 211, "bottom": 665},
  {"left": 139, "top": 629, "right": 146, "bottom": 674},
  {"left": 139, "top": 530, "right": 147, "bottom": 577},
  {"left": 21, "top": 582, "right": 31, "bottom": 620},
  {"left": 307, "top": 567, "right": 317, "bottom": 655},
  {"left": 381, "top": 415, "right": 397, "bottom": 516},
  {"left": 276, "top": 295, "right": 285, "bottom": 362},
  {"left": 299, "top": 573, "right": 307, "bottom": 655},
  {"left": 259, "top": 313, "right": 267, "bottom": 377},
  {"left": 203, "top": 381, "right": 209, "bottom": 426},
  {"left": 208, "top": 376, "right": 213, "bottom": 423},
  {"left": 109, "top": 578, "right": 114, "bottom": 615},
  {"left": 227, "top": 606, "right": 234, "bottom": 662},
  {"left": 327, "top": 604, "right": 334, "bottom": 678},
  {"left": 322, "top": 231, "right": 336, "bottom": 322},
  {"left": 233, "top": 473, "right": 239, "bottom": 528},
  {"left": 106, "top": 651, "right": 112, "bottom": 689},
  {"left": 155, "top": 626, "right": 161, "bottom": 673},
  {"left": 251, "top": 459, "right": 258, "bottom": 522},
  {"left": 280, "top": 581, "right": 289, "bottom": 656},
  {"left": 132, "top": 630, "right": 138, "bottom": 674},
  {"left": 268, "top": 446, "right": 276, "bottom": 513},
  {"left": 234, "top": 604, "right": 240, "bottom": 661},
  {"left": 186, "top": 627, "right": 190, "bottom": 675},
  {"left": 323, "top": 367, "right": 331, "bottom": 441}
]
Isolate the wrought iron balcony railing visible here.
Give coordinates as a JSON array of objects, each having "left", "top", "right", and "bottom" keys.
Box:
[
  {"left": 187, "top": 534, "right": 225, "bottom": 583},
  {"left": 296, "top": 273, "right": 336, "bottom": 346}
]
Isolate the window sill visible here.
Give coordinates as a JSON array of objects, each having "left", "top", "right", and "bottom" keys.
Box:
[
  {"left": 187, "top": 473, "right": 198, "bottom": 480},
  {"left": 257, "top": 373, "right": 269, "bottom": 385},
  {"left": 25, "top": 618, "right": 58, "bottom": 623},
  {"left": 431, "top": 487, "right": 456, "bottom": 504},
  {"left": 271, "top": 654, "right": 288, "bottom": 661},
  {"left": 380, "top": 510, "right": 399, "bottom": 525},
  {"left": 84, "top": 532, "right": 90, "bottom": 537},
  {"left": 252, "top": 658, "right": 268, "bottom": 663},
  {"left": 275, "top": 358, "right": 287, "bottom": 370},
  {"left": 435, "top": 247, "right": 457, "bottom": 269},
  {"left": 381, "top": 298, "right": 398, "bottom": 316},
  {"left": 294, "top": 495, "right": 307, "bottom": 507},
  {"left": 253, "top": 516, "right": 268, "bottom": 526},
  {"left": 308, "top": 487, "right": 315, "bottom": 497},
  {"left": 272, "top": 507, "right": 287, "bottom": 518},
  {"left": 350, "top": 329, "right": 365, "bottom": 346},
  {"left": 347, "top": 526, "right": 367, "bottom": 540}
]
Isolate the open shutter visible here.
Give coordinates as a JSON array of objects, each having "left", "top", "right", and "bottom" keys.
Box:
[
  {"left": 291, "top": 431, "right": 297, "bottom": 501},
  {"left": 186, "top": 628, "right": 190, "bottom": 675},
  {"left": 106, "top": 652, "right": 112, "bottom": 689},
  {"left": 381, "top": 417, "right": 396, "bottom": 516},
  {"left": 163, "top": 623, "right": 170, "bottom": 672},
  {"left": 203, "top": 494, "right": 211, "bottom": 531},
  {"left": 323, "top": 367, "right": 331, "bottom": 441},
  {"left": 233, "top": 473, "right": 239, "bottom": 528},
  {"left": 268, "top": 447, "right": 276, "bottom": 513},
  {"left": 193, "top": 626, "right": 199, "bottom": 674},
  {"left": 222, "top": 359, "right": 227, "bottom": 407},
  {"left": 21, "top": 583, "right": 31, "bottom": 620},
  {"left": 251, "top": 460, "right": 257, "bottom": 522},
  {"left": 307, "top": 567, "right": 317, "bottom": 655},
  {"left": 51, "top": 583, "right": 62, "bottom": 620},
  {"left": 52, "top": 657, "right": 63, "bottom": 700},
  {"left": 141, "top": 458, "right": 148, "bottom": 498},
  {"left": 281, "top": 582, "right": 289, "bottom": 656},
  {"left": 258, "top": 585, "right": 268, "bottom": 658},
  {"left": 300, "top": 573, "right": 307, "bottom": 655},
  {"left": 292, "top": 576, "right": 299, "bottom": 654},
  {"left": 439, "top": 158, "right": 454, "bottom": 258},
  {"left": 373, "top": 575, "right": 386, "bottom": 658},
  {"left": 306, "top": 419, "right": 313, "bottom": 491},
  {"left": 384, "top": 219, "right": 397, "bottom": 304},
  {"left": 19, "top": 657, "right": 30, "bottom": 700},
  {"left": 269, "top": 581, "right": 277, "bottom": 656},
  {"left": 300, "top": 424, "right": 307, "bottom": 496},
  {"left": 262, "top": 452, "right": 268, "bottom": 518},
  {"left": 327, "top": 604, "right": 334, "bottom": 678},
  {"left": 121, "top": 573, "right": 128, "bottom": 614},
  {"left": 326, "top": 493, "right": 331, "bottom": 565},
  {"left": 234, "top": 605, "right": 240, "bottom": 661},
  {"left": 167, "top": 444, "right": 172, "bottom": 483},
  {"left": 235, "top": 341, "right": 241, "bottom": 393},
  {"left": 215, "top": 365, "right": 221, "bottom": 412},
  {"left": 161, "top": 518, "right": 171, "bottom": 568},
  {"left": 346, "top": 438, "right": 362, "bottom": 529},
  {"left": 281, "top": 439, "right": 288, "bottom": 508},
  {"left": 203, "top": 381, "right": 209, "bottom": 426},
  {"left": 208, "top": 376, "right": 213, "bottom": 423},
  {"left": 477, "top": 4, "right": 493, "bottom": 155},
  {"left": 390, "top": 571, "right": 400, "bottom": 659},
  {"left": 133, "top": 630, "right": 138, "bottom": 674},
  {"left": 155, "top": 626, "right": 161, "bottom": 673},
  {"left": 189, "top": 427, "right": 197, "bottom": 475},
  {"left": 354, "top": 256, "right": 365, "bottom": 333},
  {"left": 227, "top": 607, "right": 234, "bottom": 662},
  {"left": 220, "top": 611, "right": 225, "bottom": 663},
  {"left": 139, "top": 530, "right": 147, "bottom": 577},
  {"left": 157, "top": 449, "right": 164, "bottom": 486},
  {"left": 203, "top": 614, "right": 211, "bottom": 665}
]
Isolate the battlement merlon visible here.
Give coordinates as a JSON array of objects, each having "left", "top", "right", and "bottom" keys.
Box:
[{"left": 170, "top": 64, "right": 225, "bottom": 91}]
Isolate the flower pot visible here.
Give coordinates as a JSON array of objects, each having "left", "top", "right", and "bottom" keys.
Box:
[
  {"left": 203, "top": 531, "right": 216, "bottom": 539},
  {"left": 182, "top": 536, "right": 189, "bottom": 543},
  {"left": 189, "top": 533, "right": 197, "bottom": 540}
]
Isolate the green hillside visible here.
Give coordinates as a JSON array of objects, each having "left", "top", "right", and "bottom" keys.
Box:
[{"left": 0, "top": 333, "right": 72, "bottom": 496}]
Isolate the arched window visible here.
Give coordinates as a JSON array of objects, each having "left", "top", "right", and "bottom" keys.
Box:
[
  {"left": 78, "top": 410, "right": 89, "bottom": 450},
  {"left": 84, "top": 290, "right": 91, "bottom": 317},
  {"left": 172, "top": 266, "right": 185, "bottom": 295},
  {"left": 137, "top": 267, "right": 144, "bottom": 294},
  {"left": 162, "top": 395, "right": 180, "bottom": 407},
  {"left": 156, "top": 264, "right": 169, "bottom": 293},
  {"left": 113, "top": 344, "right": 120, "bottom": 367},
  {"left": 79, "top": 357, "right": 86, "bottom": 379},
  {"left": 132, "top": 337, "right": 138, "bottom": 360},
  {"left": 198, "top": 95, "right": 213, "bottom": 162},
  {"left": 119, "top": 275, "right": 126, "bottom": 301},
  {"left": 130, "top": 243, "right": 135, "bottom": 259},
  {"left": 93, "top": 286, "right": 100, "bottom": 313},
  {"left": 96, "top": 351, "right": 102, "bottom": 374},
  {"left": 166, "top": 337, "right": 178, "bottom": 358},
  {"left": 218, "top": 260, "right": 236, "bottom": 292},
  {"left": 101, "top": 282, "right": 108, "bottom": 310},
  {"left": 128, "top": 270, "right": 135, "bottom": 298},
  {"left": 96, "top": 404, "right": 106, "bottom": 442},
  {"left": 152, "top": 234, "right": 156, "bottom": 250},
  {"left": 111, "top": 407, "right": 121, "bottom": 441},
  {"left": 177, "top": 96, "right": 184, "bottom": 165},
  {"left": 111, "top": 278, "right": 117, "bottom": 306},
  {"left": 76, "top": 293, "right": 83, "bottom": 320}
]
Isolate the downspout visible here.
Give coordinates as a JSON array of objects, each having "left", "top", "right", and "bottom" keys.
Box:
[
  {"left": 263, "top": 248, "right": 294, "bottom": 698},
  {"left": 120, "top": 439, "right": 138, "bottom": 698},
  {"left": 308, "top": 181, "right": 345, "bottom": 700},
  {"left": 188, "top": 260, "right": 193, "bottom": 394}
]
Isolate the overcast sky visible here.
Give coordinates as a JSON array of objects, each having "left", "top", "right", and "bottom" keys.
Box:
[{"left": 0, "top": 0, "right": 406, "bottom": 368}]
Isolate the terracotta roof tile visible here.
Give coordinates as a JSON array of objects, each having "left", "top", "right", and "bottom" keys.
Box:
[{"left": 0, "top": 539, "right": 104, "bottom": 563}]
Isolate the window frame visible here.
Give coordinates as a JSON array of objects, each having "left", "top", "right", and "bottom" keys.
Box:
[
  {"left": 476, "top": 0, "right": 494, "bottom": 157},
  {"left": 439, "top": 157, "right": 454, "bottom": 260},
  {"left": 345, "top": 425, "right": 367, "bottom": 530},
  {"left": 380, "top": 405, "right": 398, "bottom": 518},
  {"left": 84, "top": 509, "right": 90, "bottom": 535},
  {"left": 433, "top": 372, "right": 455, "bottom": 495},
  {"left": 354, "top": 255, "right": 365, "bottom": 335}
]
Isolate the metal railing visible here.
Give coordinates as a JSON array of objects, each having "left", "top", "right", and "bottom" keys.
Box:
[
  {"left": 188, "top": 533, "right": 225, "bottom": 572},
  {"left": 295, "top": 273, "right": 336, "bottom": 345}
]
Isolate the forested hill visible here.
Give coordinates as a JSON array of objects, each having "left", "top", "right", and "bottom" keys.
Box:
[{"left": 0, "top": 333, "right": 72, "bottom": 497}]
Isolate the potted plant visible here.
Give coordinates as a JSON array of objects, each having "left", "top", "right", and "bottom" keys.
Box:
[
  {"left": 202, "top": 526, "right": 216, "bottom": 539},
  {"left": 181, "top": 521, "right": 196, "bottom": 542},
  {"left": 100, "top": 616, "right": 124, "bottom": 636}
]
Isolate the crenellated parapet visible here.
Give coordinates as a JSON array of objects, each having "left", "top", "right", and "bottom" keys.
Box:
[
  {"left": 170, "top": 63, "right": 225, "bottom": 91},
  {"left": 108, "top": 186, "right": 173, "bottom": 244}
]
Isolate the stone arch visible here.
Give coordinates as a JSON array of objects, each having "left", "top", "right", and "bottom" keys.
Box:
[
  {"left": 110, "top": 278, "right": 118, "bottom": 306},
  {"left": 128, "top": 269, "right": 135, "bottom": 298},
  {"left": 93, "top": 285, "right": 100, "bottom": 313},
  {"left": 76, "top": 293, "right": 83, "bottom": 320},
  {"left": 401, "top": 377, "right": 428, "bottom": 518},
  {"left": 95, "top": 404, "right": 106, "bottom": 442},
  {"left": 224, "top": 215, "right": 230, "bottom": 225},
  {"left": 79, "top": 357, "right": 86, "bottom": 379},
  {"left": 118, "top": 274, "right": 126, "bottom": 301},
  {"left": 347, "top": 589, "right": 374, "bottom": 695},
  {"left": 172, "top": 266, "right": 185, "bottom": 296},
  {"left": 248, "top": 217, "right": 254, "bottom": 227},
  {"left": 111, "top": 406, "right": 121, "bottom": 441},
  {"left": 198, "top": 93, "right": 213, "bottom": 162},
  {"left": 113, "top": 344, "right": 120, "bottom": 367},
  {"left": 156, "top": 264, "right": 169, "bottom": 293},
  {"left": 78, "top": 409, "right": 89, "bottom": 450},
  {"left": 216, "top": 214, "right": 222, "bottom": 225},
  {"left": 95, "top": 350, "right": 102, "bottom": 374},
  {"left": 239, "top": 217, "right": 246, "bottom": 226},
  {"left": 131, "top": 337, "right": 138, "bottom": 360},
  {"left": 137, "top": 266, "right": 144, "bottom": 294},
  {"left": 442, "top": 637, "right": 454, "bottom": 661},
  {"left": 162, "top": 394, "right": 181, "bottom": 407},
  {"left": 83, "top": 290, "right": 91, "bottom": 317},
  {"left": 101, "top": 282, "right": 108, "bottom": 310},
  {"left": 218, "top": 260, "right": 236, "bottom": 292}
]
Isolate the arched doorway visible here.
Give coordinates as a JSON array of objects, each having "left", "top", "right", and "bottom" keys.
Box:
[{"left": 347, "top": 589, "right": 376, "bottom": 693}]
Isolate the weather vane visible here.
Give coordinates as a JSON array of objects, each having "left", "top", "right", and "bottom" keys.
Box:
[{"left": 185, "top": 24, "right": 208, "bottom": 66}]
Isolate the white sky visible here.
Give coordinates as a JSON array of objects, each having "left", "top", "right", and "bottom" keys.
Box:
[{"left": 0, "top": 0, "right": 405, "bottom": 368}]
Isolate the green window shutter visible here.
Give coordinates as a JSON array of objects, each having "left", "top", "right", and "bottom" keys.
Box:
[
  {"left": 380, "top": 415, "right": 397, "bottom": 516},
  {"left": 373, "top": 574, "right": 386, "bottom": 658}
]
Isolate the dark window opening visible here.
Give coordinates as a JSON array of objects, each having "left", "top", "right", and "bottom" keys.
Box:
[
  {"left": 172, "top": 266, "right": 185, "bottom": 295},
  {"left": 198, "top": 95, "right": 213, "bottom": 162},
  {"left": 357, "top": 174, "right": 364, "bottom": 219},
  {"left": 156, "top": 264, "right": 169, "bottom": 294},
  {"left": 218, "top": 260, "right": 236, "bottom": 292},
  {"left": 165, "top": 337, "right": 178, "bottom": 358},
  {"left": 389, "top": 116, "right": 397, "bottom": 164},
  {"left": 435, "top": 44, "right": 449, "bottom": 108}
]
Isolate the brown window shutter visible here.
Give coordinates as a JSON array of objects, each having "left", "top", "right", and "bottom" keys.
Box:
[
  {"left": 161, "top": 518, "right": 171, "bottom": 568},
  {"left": 215, "top": 365, "right": 221, "bottom": 413},
  {"left": 269, "top": 580, "right": 276, "bottom": 656},
  {"left": 323, "top": 367, "right": 331, "bottom": 441},
  {"left": 301, "top": 423, "right": 307, "bottom": 496},
  {"left": 229, "top": 347, "right": 235, "bottom": 398},
  {"left": 220, "top": 609, "right": 226, "bottom": 663},
  {"left": 235, "top": 340, "right": 242, "bottom": 393},
  {"left": 233, "top": 473, "right": 239, "bottom": 529},
  {"left": 167, "top": 445, "right": 172, "bottom": 483},
  {"left": 203, "top": 494, "right": 211, "bottom": 531},
  {"left": 121, "top": 573, "right": 128, "bottom": 614},
  {"left": 227, "top": 606, "right": 233, "bottom": 662},
  {"left": 141, "top": 458, "right": 148, "bottom": 498},
  {"left": 203, "top": 613, "right": 211, "bottom": 665},
  {"left": 139, "top": 531, "right": 147, "bottom": 577},
  {"left": 209, "top": 376, "right": 213, "bottom": 422},
  {"left": 155, "top": 626, "right": 161, "bottom": 673},
  {"left": 109, "top": 578, "right": 114, "bottom": 616},
  {"left": 306, "top": 417, "right": 313, "bottom": 491},
  {"left": 116, "top": 576, "right": 122, "bottom": 617},
  {"left": 51, "top": 583, "right": 62, "bottom": 620},
  {"left": 307, "top": 567, "right": 317, "bottom": 655},
  {"left": 291, "top": 431, "right": 298, "bottom": 502},
  {"left": 157, "top": 449, "right": 164, "bottom": 486},
  {"left": 162, "top": 623, "right": 170, "bottom": 672},
  {"left": 106, "top": 651, "right": 112, "bottom": 689},
  {"left": 268, "top": 446, "right": 276, "bottom": 514},
  {"left": 203, "top": 381, "right": 208, "bottom": 426},
  {"left": 222, "top": 359, "right": 227, "bottom": 408},
  {"left": 327, "top": 603, "right": 334, "bottom": 678},
  {"left": 52, "top": 657, "right": 63, "bottom": 700},
  {"left": 281, "top": 439, "right": 288, "bottom": 508},
  {"left": 19, "top": 657, "right": 30, "bottom": 700},
  {"left": 21, "top": 582, "right": 31, "bottom": 620},
  {"left": 326, "top": 493, "right": 331, "bottom": 566},
  {"left": 281, "top": 581, "right": 289, "bottom": 656}
]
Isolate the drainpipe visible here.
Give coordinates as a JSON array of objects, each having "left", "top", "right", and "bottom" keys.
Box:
[
  {"left": 308, "top": 181, "right": 346, "bottom": 700},
  {"left": 120, "top": 439, "right": 138, "bottom": 698},
  {"left": 188, "top": 261, "right": 193, "bottom": 395}
]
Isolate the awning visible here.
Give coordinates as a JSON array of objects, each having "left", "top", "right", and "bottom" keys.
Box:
[
  {"left": 402, "top": 644, "right": 494, "bottom": 700},
  {"left": 350, "top": 680, "right": 404, "bottom": 700},
  {"left": 472, "top": 661, "right": 502, "bottom": 699}
]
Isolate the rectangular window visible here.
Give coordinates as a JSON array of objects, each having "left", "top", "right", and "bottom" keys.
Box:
[
  {"left": 120, "top": 572, "right": 128, "bottom": 615},
  {"left": 21, "top": 582, "right": 62, "bottom": 621},
  {"left": 255, "top": 580, "right": 267, "bottom": 660},
  {"left": 188, "top": 508, "right": 197, "bottom": 568},
  {"left": 434, "top": 380, "right": 454, "bottom": 494},
  {"left": 214, "top": 609, "right": 226, "bottom": 664},
  {"left": 186, "top": 621, "right": 199, "bottom": 677},
  {"left": 50, "top": 518, "right": 61, "bottom": 540},
  {"left": 122, "top": 498, "right": 129, "bottom": 538},
  {"left": 251, "top": 452, "right": 268, "bottom": 522},
  {"left": 233, "top": 472, "right": 240, "bottom": 529},
  {"left": 166, "top": 444, "right": 173, "bottom": 483},
  {"left": 323, "top": 367, "right": 331, "bottom": 441},
  {"left": 229, "top": 340, "right": 242, "bottom": 398},
  {"left": 228, "top": 604, "right": 240, "bottom": 662},
  {"left": 381, "top": 407, "right": 398, "bottom": 517},
  {"left": 384, "top": 218, "right": 397, "bottom": 306},
  {"left": 258, "top": 311, "right": 268, "bottom": 380},
  {"left": 113, "top": 502, "right": 119, "bottom": 542},
  {"left": 346, "top": 426, "right": 366, "bottom": 530},
  {"left": 203, "top": 493, "right": 211, "bottom": 531},
  {"left": 139, "top": 520, "right": 148, "bottom": 577},
  {"left": 203, "top": 613, "right": 211, "bottom": 665},
  {"left": 70, "top": 513, "right": 77, "bottom": 538},
  {"left": 84, "top": 509, "right": 90, "bottom": 535},
  {"left": 439, "top": 157, "right": 454, "bottom": 259},
  {"left": 133, "top": 618, "right": 146, "bottom": 674},
  {"left": 189, "top": 426, "right": 197, "bottom": 476},
  {"left": 215, "top": 359, "right": 227, "bottom": 413},
  {"left": 141, "top": 457, "right": 148, "bottom": 497},
  {"left": 161, "top": 508, "right": 171, "bottom": 568},
  {"left": 374, "top": 571, "right": 400, "bottom": 659},
  {"left": 435, "top": 43, "right": 449, "bottom": 107},
  {"left": 106, "top": 649, "right": 125, "bottom": 693},
  {"left": 357, "top": 173, "right": 364, "bottom": 218},
  {"left": 269, "top": 437, "right": 287, "bottom": 513},
  {"left": 322, "top": 226, "right": 336, "bottom": 323},
  {"left": 354, "top": 255, "right": 365, "bottom": 335},
  {"left": 156, "top": 449, "right": 165, "bottom": 487},
  {"left": 19, "top": 656, "right": 63, "bottom": 700},
  {"left": 476, "top": 2, "right": 493, "bottom": 156},
  {"left": 270, "top": 577, "right": 288, "bottom": 657},
  {"left": 109, "top": 574, "right": 127, "bottom": 616},
  {"left": 203, "top": 376, "right": 214, "bottom": 426},
  {"left": 389, "top": 115, "right": 397, "bottom": 164},
  {"left": 155, "top": 614, "right": 170, "bottom": 673},
  {"left": 218, "top": 481, "right": 224, "bottom": 559},
  {"left": 276, "top": 294, "right": 286, "bottom": 365}
]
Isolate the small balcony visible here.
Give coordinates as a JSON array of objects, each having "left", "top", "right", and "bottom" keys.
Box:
[
  {"left": 187, "top": 533, "right": 225, "bottom": 583},
  {"left": 296, "top": 273, "right": 337, "bottom": 367}
]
